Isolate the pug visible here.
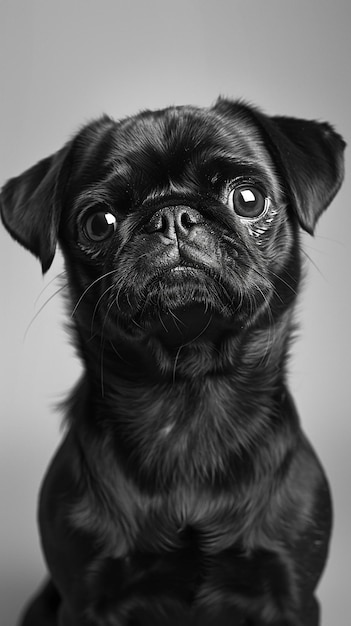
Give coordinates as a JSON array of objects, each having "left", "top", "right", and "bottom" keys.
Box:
[{"left": 0, "top": 98, "right": 345, "bottom": 625}]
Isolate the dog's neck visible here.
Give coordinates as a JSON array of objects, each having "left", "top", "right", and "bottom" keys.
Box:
[{"left": 67, "top": 310, "right": 299, "bottom": 487}]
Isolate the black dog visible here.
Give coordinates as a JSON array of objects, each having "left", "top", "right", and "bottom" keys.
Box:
[{"left": 1, "top": 99, "right": 345, "bottom": 625}]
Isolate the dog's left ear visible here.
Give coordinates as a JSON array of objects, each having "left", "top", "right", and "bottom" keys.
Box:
[
  {"left": 259, "top": 113, "right": 346, "bottom": 233},
  {"left": 0, "top": 143, "right": 72, "bottom": 272},
  {"left": 215, "top": 100, "right": 346, "bottom": 234}
]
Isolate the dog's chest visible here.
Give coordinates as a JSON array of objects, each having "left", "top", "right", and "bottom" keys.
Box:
[{"left": 126, "top": 485, "right": 252, "bottom": 556}]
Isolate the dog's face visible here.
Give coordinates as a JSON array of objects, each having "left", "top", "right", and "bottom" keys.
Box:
[
  {"left": 0, "top": 99, "right": 345, "bottom": 378},
  {"left": 61, "top": 105, "right": 290, "bottom": 368}
]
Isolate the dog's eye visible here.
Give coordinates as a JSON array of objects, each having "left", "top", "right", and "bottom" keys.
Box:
[
  {"left": 83, "top": 210, "right": 117, "bottom": 242},
  {"left": 228, "top": 185, "right": 267, "bottom": 219}
]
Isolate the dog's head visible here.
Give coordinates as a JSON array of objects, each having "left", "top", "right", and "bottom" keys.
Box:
[{"left": 0, "top": 99, "right": 345, "bottom": 378}]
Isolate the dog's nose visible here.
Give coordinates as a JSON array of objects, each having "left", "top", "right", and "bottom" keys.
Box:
[{"left": 146, "top": 205, "right": 203, "bottom": 241}]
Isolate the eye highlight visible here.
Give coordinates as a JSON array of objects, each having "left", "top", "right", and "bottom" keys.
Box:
[
  {"left": 227, "top": 184, "right": 267, "bottom": 219},
  {"left": 82, "top": 208, "right": 117, "bottom": 242}
]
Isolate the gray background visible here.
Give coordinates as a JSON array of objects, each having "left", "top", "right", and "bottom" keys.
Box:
[{"left": 0, "top": 1, "right": 350, "bottom": 624}]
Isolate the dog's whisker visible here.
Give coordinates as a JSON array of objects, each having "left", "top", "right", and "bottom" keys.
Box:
[
  {"left": 172, "top": 345, "right": 183, "bottom": 383},
  {"left": 206, "top": 274, "right": 234, "bottom": 308},
  {"left": 131, "top": 318, "right": 143, "bottom": 330},
  {"left": 301, "top": 249, "right": 326, "bottom": 279},
  {"left": 179, "top": 314, "right": 214, "bottom": 349},
  {"left": 254, "top": 285, "right": 275, "bottom": 366},
  {"left": 100, "top": 299, "right": 116, "bottom": 340},
  {"left": 269, "top": 270, "right": 298, "bottom": 297},
  {"left": 113, "top": 281, "right": 125, "bottom": 313},
  {"left": 158, "top": 312, "right": 169, "bottom": 334},
  {"left": 168, "top": 309, "right": 185, "bottom": 331},
  {"left": 34, "top": 272, "right": 66, "bottom": 306},
  {"left": 99, "top": 337, "right": 106, "bottom": 398},
  {"left": 108, "top": 339, "right": 125, "bottom": 362},
  {"left": 126, "top": 292, "right": 133, "bottom": 311},
  {"left": 91, "top": 284, "right": 115, "bottom": 336},
  {"left": 311, "top": 233, "right": 344, "bottom": 246},
  {"left": 99, "top": 298, "right": 119, "bottom": 397},
  {"left": 24, "top": 284, "right": 68, "bottom": 341},
  {"left": 71, "top": 270, "right": 118, "bottom": 318}
]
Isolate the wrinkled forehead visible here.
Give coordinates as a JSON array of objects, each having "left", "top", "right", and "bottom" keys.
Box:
[
  {"left": 112, "top": 107, "right": 274, "bottom": 173},
  {"left": 68, "top": 106, "right": 278, "bottom": 204}
]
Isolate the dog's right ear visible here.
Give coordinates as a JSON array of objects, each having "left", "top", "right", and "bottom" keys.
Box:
[
  {"left": 0, "top": 115, "right": 115, "bottom": 273},
  {"left": 0, "top": 143, "right": 72, "bottom": 273}
]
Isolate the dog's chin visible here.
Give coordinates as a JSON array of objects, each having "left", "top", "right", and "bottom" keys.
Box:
[{"left": 144, "top": 303, "right": 233, "bottom": 351}]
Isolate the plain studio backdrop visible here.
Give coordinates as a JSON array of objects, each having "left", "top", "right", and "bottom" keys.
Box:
[{"left": 0, "top": 1, "right": 350, "bottom": 624}]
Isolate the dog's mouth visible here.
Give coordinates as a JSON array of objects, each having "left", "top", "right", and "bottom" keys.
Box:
[{"left": 129, "top": 267, "right": 237, "bottom": 349}]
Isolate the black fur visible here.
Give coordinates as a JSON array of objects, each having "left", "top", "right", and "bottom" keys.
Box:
[{"left": 0, "top": 99, "right": 345, "bottom": 625}]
